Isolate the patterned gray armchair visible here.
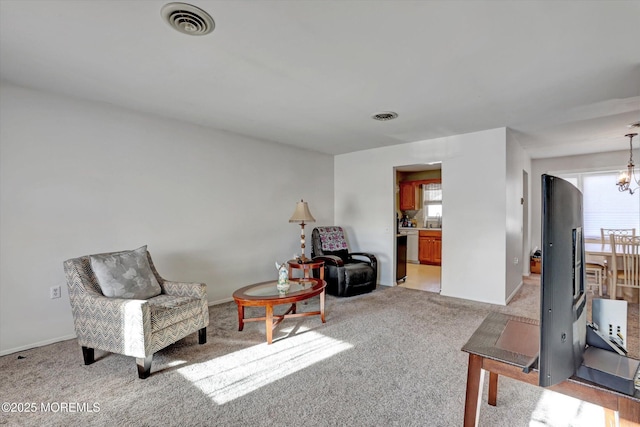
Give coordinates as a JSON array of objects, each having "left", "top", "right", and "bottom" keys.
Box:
[
  {"left": 63, "top": 247, "right": 209, "bottom": 379},
  {"left": 311, "top": 226, "right": 377, "bottom": 297}
]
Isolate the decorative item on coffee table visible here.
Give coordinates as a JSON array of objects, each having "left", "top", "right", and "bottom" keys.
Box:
[{"left": 275, "top": 261, "right": 290, "bottom": 294}]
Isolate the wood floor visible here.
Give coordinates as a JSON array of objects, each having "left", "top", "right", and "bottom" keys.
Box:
[{"left": 397, "top": 263, "right": 441, "bottom": 293}]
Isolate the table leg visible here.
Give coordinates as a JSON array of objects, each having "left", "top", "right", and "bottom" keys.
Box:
[
  {"left": 265, "top": 305, "right": 273, "bottom": 345},
  {"left": 320, "top": 289, "right": 326, "bottom": 323},
  {"left": 488, "top": 372, "right": 498, "bottom": 406},
  {"left": 237, "top": 304, "right": 245, "bottom": 331},
  {"left": 464, "top": 354, "right": 485, "bottom": 427}
]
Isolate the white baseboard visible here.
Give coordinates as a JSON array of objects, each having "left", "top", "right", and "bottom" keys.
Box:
[
  {"left": 505, "top": 280, "right": 524, "bottom": 304},
  {"left": 209, "top": 297, "right": 233, "bottom": 305},
  {"left": 0, "top": 334, "right": 77, "bottom": 357}
]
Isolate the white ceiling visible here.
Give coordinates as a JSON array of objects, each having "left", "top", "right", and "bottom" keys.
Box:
[{"left": 1, "top": 0, "right": 638, "bottom": 158}]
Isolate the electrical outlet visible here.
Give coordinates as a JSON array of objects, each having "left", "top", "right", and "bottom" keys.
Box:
[
  {"left": 50, "top": 285, "right": 61, "bottom": 299},
  {"left": 513, "top": 257, "right": 519, "bottom": 264}
]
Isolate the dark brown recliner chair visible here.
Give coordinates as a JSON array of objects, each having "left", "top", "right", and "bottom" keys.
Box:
[{"left": 311, "top": 226, "right": 377, "bottom": 297}]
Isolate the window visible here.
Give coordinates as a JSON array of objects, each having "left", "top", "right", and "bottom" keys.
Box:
[
  {"left": 557, "top": 171, "right": 640, "bottom": 239},
  {"left": 423, "top": 183, "right": 442, "bottom": 226}
]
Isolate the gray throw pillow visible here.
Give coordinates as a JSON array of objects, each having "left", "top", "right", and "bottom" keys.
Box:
[{"left": 90, "top": 246, "right": 162, "bottom": 299}]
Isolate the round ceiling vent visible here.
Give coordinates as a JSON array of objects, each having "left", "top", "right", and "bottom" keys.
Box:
[
  {"left": 161, "top": 2, "right": 215, "bottom": 36},
  {"left": 371, "top": 111, "right": 398, "bottom": 121}
]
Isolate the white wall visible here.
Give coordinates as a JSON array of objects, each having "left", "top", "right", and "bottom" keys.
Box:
[
  {"left": 0, "top": 83, "right": 334, "bottom": 355},
  {"left": 505, "top": 130, "right": 531, "bottom": 300},
  {"left": 334, "top": 128, "right": 513, "bottom": 305},
  {"left": 530, "top": 150, "right": 629, "bottom": 252}
]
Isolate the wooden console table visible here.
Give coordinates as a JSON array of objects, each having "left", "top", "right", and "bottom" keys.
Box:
[{"left": 462, "top": 312, "right": 640, "bottom": 427}]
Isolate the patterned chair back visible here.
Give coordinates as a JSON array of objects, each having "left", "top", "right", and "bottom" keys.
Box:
[{"left": 601, "top": 228, "right": 636, "bottom": 243}]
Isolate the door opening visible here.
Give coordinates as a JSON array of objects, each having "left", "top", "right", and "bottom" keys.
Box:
[{"left": 394, "top": 164, "right": 442, "bottom": 293}]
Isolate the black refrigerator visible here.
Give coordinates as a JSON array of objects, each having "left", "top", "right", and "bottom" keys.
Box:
[{"left": 396, "top": 234, "right": 407, "bottom": 282}]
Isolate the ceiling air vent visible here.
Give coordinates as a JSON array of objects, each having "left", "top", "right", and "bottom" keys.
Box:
[
  {"left": 371, "top": 111, "right": 398, "bottom": 121},
  {"left": 161, "top": 3, "right": 215, "bottom": 36}
]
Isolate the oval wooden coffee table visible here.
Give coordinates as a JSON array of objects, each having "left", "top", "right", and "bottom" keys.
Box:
[{"left": 232, "top": 278, "right": 326, "bottom": 344}]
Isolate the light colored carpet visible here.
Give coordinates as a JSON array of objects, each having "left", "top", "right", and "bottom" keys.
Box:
[{"left": 0, "top": 279, "right": 637, "bottom": 427}]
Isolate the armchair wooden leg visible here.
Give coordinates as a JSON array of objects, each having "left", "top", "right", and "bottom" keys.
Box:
[
  {"left": 198, "top": 327, "right": 207, "bottom": 344},
  {"left": 136, "top": 355, "right": 153, "bottom": 379},
  {"left": 81, "top": 346, "right": 95, "bottom": 365}
]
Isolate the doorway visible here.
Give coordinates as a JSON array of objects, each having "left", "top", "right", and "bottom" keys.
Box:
[{"left": 394, "top": 164, "right": 442, "bottom": 293}]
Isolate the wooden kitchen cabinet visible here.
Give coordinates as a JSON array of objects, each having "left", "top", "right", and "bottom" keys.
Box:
[
  {"left": 419, "top": 230, "right": 442, "bottom": 265},
  {"left": 399, "top": 181, "right": 419, "bottom": 210}
]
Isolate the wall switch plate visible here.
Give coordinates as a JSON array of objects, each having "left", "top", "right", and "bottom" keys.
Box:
[{"left": 50, "top": 285, "right": 61, "bottom": 299}]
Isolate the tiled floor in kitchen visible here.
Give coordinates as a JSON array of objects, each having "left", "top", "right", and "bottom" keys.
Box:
[{"left": 398, "top": 263, "right": 441, "bottom": 293}]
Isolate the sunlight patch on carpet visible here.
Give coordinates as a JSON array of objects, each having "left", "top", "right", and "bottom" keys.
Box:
[
  {"left": 177, "top": 328, "right": 353, "bottom": 404},
  {"left": 529, "top": 389, "right": 605, "bottom": 426}
]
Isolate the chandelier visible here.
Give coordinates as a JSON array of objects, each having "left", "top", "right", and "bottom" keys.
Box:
[{"left": 616, "top": 132, "right": 639, "bottom": 195}]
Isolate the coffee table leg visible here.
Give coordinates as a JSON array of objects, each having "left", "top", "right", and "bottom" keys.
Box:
[
  {"left": 237, "top": 304, "right": 245, "bottom": 331},
  {"left": 488, "top": 372, "right": 498, "bottom": 406},
  {"left": 266, "top": 305, "right": 273, "bottom": 344},
  {"left": 320, "top": 289, "right": 325, "bottom": 323},
  {"left": 464, "top": 353, "right": 484, "bottom": 427}
]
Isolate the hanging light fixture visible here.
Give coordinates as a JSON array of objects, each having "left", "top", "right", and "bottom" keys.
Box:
[{"left": 616, "top": 132, "right": 639, "bottom": 195}]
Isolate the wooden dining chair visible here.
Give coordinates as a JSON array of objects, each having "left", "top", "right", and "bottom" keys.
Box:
[
  {"left": 584, "top": 262, "right": 604, "bottom": 295},
  {"left": 608, "top": 234, "right": 640, "bottom": 301},
  {"left": 587, "top": 228, "right": 637, "bottom": 296}
]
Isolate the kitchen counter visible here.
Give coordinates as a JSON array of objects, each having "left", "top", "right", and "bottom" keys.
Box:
[
  {"left": 399, "top": 227, "right": 441, "bottom": 231},
  {"left": 398, "top": 227, "right": 442, "bottom": 265}
]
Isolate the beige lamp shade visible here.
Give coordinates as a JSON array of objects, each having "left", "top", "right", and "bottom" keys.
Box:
[{"left": 289, "top": 200, "right": 316, "bottom": 223}]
